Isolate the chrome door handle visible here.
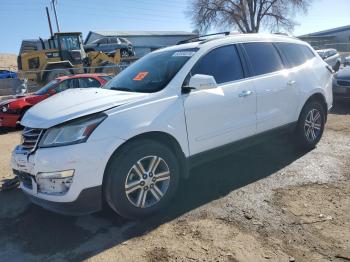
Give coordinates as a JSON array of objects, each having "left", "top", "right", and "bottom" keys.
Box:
[
  {"left": 287, "top": 80, "right": 296, "bottom": 86},
  {"left": 239, "top": 90, "right": 253, "bottom": 98}
]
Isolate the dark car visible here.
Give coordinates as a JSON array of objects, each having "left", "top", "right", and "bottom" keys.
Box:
[
  {"left": 0, "top": 70, "right": 17, "bottom": 79},
  {"left": 333, "top": 66, "right": 350, "bottom": 100},
  {"left": 84, "top": 37, "right": 135, "bottom": 57}
]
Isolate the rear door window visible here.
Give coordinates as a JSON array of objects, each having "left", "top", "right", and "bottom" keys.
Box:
[
  {"left": 191, "top": 45, "right": 244, "bottom": 84},
  {"left": 243, "top": 42, "right": 284, "bottom": 76}
]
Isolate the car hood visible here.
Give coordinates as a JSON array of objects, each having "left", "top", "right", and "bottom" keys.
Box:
[
  {"left": 21, "top": 88, "right": 147, "bottom": 128},
  {"left": 334, "top": 66, "right": 350, "bottom": 80}
]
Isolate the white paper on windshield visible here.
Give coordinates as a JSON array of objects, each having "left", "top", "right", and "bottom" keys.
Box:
[{"left": 172, "top": 51, "right": 196, "bottom": 57}]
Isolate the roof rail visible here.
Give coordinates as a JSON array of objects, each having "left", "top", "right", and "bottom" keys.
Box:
[{"left": 177, "top": 31, "right": 231, "bottom": 45}]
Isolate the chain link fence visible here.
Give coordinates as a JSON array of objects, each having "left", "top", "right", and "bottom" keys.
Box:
[{"left": 0, "top": 62, "right": 133, "bottom": 98}]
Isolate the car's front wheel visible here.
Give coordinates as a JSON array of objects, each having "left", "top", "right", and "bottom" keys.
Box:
[
  {"left": 104, "top": 139, "right": 180, "bottom": 219},
  {"left": 295, "top": 100, "right": 325, "bottom": 149}
]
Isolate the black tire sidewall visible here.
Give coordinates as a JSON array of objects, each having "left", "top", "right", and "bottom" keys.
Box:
[
  {"left": 297, "top": 101, "right": 325, "bottom": 148},
  {"left": 104, "top": 139, "right": 180, "bottom": 219}
]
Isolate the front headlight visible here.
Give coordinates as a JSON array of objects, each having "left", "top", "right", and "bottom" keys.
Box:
[
  {"left": 39, "top": 113, "right": 107, "bottom": 148},
  {"left": 1, "top": 104, "right": 9, "bottom": 113}
]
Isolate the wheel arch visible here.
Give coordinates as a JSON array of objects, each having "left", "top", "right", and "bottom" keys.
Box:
[
  {"left": 101, "top": 131, "right": 189, "bottom": 209},
  {"left": 299, "top": 92, "right": 328, "bottom": 123},
  {"left": 103, "top": 131, "right": 189, "bottom": 184}
]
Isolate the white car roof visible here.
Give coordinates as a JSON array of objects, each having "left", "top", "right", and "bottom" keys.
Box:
[{"left": 157, "top": 33, "right": 308, "bottom": 53}]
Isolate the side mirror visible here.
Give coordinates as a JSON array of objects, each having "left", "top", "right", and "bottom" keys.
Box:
[{"left": 183, "top": 74, "right": 217, "bottom": 93}]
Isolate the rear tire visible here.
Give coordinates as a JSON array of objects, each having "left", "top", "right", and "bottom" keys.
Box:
[
  {"left": 104, "top": 139, "right": 180, "bottom": 219},
  {"left": 295, "top": 101, "right": 325, "bottom": 149},
  {"left": 120, "top": 49, "right": 130, "bottom": 57}
]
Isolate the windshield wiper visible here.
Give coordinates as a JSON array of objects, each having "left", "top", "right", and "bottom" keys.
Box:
[{"left": 109, "top": 87, "right": 134, "bottom": 92}]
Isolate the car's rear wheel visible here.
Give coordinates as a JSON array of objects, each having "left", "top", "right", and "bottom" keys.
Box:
[
  {"left": 120, "top": 49, "right": 130, "bottom": 57},
  {"left": 104, "top": 139, "right": 180, "bottom": 219},
  {"left": 295, "top": 101, "right": 325, "bottom": 149}
]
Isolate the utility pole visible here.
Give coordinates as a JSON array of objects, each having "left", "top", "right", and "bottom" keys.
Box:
[{"left": 51, "top": 0, "right": 60, "bottom": 32}]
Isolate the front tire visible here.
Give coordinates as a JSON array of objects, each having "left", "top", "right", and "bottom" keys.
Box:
[
  {"left": 104, "top": 139, "right": 180, "bottom": 219},
  {"left": 295, "top": 101, "right": 325, "bottom": 149}
]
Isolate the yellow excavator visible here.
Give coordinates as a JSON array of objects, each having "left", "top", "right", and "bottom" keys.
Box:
[{"left": 17, "top": 32, "right": 132, "bottom": 84}]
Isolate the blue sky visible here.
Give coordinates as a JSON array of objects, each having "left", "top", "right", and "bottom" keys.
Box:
[{"left": 0, "top": 0, "right": 349, "bottom": 53}]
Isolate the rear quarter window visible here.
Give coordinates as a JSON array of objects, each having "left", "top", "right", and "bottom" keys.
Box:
[
  {"left": 275, "top": 43, "right": 314, "bottom": 68},
  {"left": 242, "top": 42, "right": 284, "bottom": 76}
]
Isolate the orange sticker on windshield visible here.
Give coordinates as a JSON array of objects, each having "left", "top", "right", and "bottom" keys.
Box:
[{"left": 133, "top": 72, "right": 149, "bottom": 81}]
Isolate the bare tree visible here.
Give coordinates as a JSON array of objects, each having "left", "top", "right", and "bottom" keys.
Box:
[{"left": 188, "top": 0, "right": 312, "bottom": 33}]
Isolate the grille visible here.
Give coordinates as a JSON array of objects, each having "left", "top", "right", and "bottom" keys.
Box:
[
  {"left": 337, "top": 80, "right": 350, "bottom": 87},
  {"left": 13, "top": 170, "right": 33, "bottom": 189},
  {"left": 20, "top": 127, "right": 44, "bottom": 153}
]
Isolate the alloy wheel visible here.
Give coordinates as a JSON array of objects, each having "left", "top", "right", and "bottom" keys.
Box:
[
  {"left": 124, "top": 155, "right": 171, "bottom": 208},
  {"left": 304, "top": 109, "right": 322, "bottom": 142}
]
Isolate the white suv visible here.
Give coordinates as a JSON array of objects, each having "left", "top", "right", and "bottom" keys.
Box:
[{"left": 12, "top": 33, "right": 333, "bottom": 218}]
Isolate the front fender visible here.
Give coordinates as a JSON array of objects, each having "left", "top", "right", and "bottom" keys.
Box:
[{"left": 90, "top": 95, "right": 190, "bottom": 157}]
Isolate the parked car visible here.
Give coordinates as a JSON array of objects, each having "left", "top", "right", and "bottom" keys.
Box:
[
  {"left": 84, "top": 37, "right": 135, "bottom": 57},
  {"left": 0, "top": 74, "right": 111, "bottom": 128},
  {"left": 12, "top": 34, "right": 332, "bottom": 219},
  {"left": 333, "top": 66, "right": 350, "bottom": 100},
  {"left": 316, "top": 49, "right": 341, "bottom": 71},
  {"left": 0, "top": 70, "right": 17, "bottom": 79},
  {"left": 344, "top": 56, "right": 350, "bottom": 67}
]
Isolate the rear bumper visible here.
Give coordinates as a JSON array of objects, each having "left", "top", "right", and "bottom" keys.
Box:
[
  {"left": 23, "top": 185, "right": 102, "bottom": 216},
  {"left": 0, "top": 113, "right": 20, "bottom": 127}
]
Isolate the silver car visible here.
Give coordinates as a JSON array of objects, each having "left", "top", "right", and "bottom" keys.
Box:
[
  {"left": 344, "top": 56, "right": 350, "bottom": 67},
  {"left": 316, "top": 49, "right": 341, "bottom": 71}
]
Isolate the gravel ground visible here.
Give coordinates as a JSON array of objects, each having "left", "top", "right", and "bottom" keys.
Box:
[{"left": 0, "top": 101, "right": 349, "bottom": 262}]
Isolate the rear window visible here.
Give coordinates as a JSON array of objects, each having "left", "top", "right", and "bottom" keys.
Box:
[
  {"left": 243, "top": 42, "right": 284, "bottom": 76},
  {"left": 100, "top": 76, "right": 112, "bottom": 82},
  {"left": 276, "top": 43, "right": 314, "bottom": 68}
]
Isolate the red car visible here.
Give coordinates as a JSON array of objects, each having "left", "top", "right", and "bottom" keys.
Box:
[{"left": 0, "top": 73, "right": 111, "bottom": 128}]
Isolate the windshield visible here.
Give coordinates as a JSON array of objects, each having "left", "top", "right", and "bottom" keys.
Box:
[
  {"left": 59, "top": 35, "right": 81, "bottom": 50},
  {"left": 316, "top": 50, "right": 325, "bottom": 58},
  {"left": 34, "top": 80, "right": 59, "bottom": 95},
  {"left": 104, "top": 48, "right": 198, "bottom": 93}
]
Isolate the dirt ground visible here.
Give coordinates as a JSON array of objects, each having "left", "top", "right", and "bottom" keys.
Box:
[
  {"left": 0, "top": 101, "right": 349, "bottom": 262},
  {"left": 0, "top": 53, "right": 17, "bottom": 71}
]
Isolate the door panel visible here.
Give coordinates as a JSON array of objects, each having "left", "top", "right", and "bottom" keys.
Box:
[
  {"left": 253, "top": 72, "right": 299, "bottom": 132},
  {"left": 242, "top": 42, "right": 299, "bottom": 133},
  {"left": 182, "top": 44, "right": 257, "bottom": 155},
  {"left": 183, "top": 80, "right": 256, "bottom": 155}
]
